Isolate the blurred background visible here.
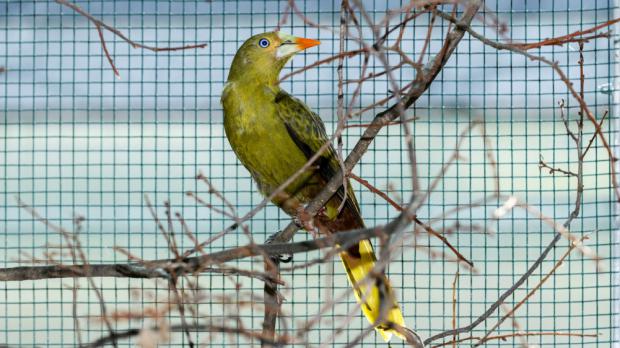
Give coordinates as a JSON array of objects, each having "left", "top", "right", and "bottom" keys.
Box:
[{"left": 1, "top": 0, "right": 618, "bottom": 346}]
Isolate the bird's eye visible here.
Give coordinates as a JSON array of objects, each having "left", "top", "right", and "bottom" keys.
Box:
[{"left": 258, "top": 38, "right": 270, "bottom": 48}]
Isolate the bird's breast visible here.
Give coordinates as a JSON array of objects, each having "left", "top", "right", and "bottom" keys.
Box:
[{"left": 221, "top": 85, "right": 317, "bottom": 204}]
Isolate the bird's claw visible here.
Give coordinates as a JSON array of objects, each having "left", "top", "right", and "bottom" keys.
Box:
[
  {"left": 266, "top": 231, "right": 293, "bottom": 263},
  {"left": 269, "top": 252, "right": 293, "bottom": 264},
  {"left": 277, "top": 253, "right": 293, "bottom": 263}
]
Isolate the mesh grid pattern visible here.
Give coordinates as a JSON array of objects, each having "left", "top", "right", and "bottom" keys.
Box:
[{"left": 1, "top": 1, "right": 618, "bottom": 346}]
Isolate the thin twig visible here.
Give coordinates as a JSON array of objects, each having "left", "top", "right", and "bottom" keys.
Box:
[
  {"left": 451, "top": 270, "right": 459, "bottom": 348},
  {"left": 349, "top": 172, "right": 474, "bottom": 267},
  {"left": 55, "top": 0, "right": 207, "bottom": 76},
  {"left": 279, "top": 49, "right": 365, "bottom": 82},
  {"left": 95, "top": 24, "right": 119, "bottom": 78},
  {"left": 539, "top": 155, "right": 578, "bottom": 177},
  {"left": 512, "top": 17, "right": 620, "bottom": 50}
]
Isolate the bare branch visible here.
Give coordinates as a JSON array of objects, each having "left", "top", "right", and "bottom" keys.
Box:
[
  {"left": 473, "top": 235, "right": 589, "bottom": 346},
  {"left": 426, "top": 14, "right": 606, "bottom": 345},
  {"left": 434, "top": 8, "right": 620, "bottom": 201}
]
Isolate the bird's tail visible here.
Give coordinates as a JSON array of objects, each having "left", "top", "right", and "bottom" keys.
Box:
[{"left": 339, "top": 239, "right": 406, "bottom": 342}]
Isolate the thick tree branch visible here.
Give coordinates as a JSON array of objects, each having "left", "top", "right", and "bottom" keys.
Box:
[{"left": 0, "top": 222, "right": 399, "bottom": 282}]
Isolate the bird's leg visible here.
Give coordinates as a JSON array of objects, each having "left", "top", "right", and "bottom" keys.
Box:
[
  {"left": 292, "top": 216, "right": 305, "bottom": 230},
  {"left": 295, "top": 207, "right": 321, "bottom": 239}
]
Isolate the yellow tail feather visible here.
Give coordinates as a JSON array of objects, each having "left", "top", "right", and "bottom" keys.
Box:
[{"left": 339, "top": 239, "right": 406, "bottom": 342}]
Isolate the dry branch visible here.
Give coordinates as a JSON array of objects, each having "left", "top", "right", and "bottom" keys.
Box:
[
  {"left": 434, "top": 8, "right": 620, "bottom": 201},
  {"left": 539, "top": 155, "right": 578, "bottom": 177},
  {"left": 473, "top": 235, "right": 589, "bottom": 346},
  {"left": 3, "top": 1, "right": 614, "bottom": 346},
  {"left": 425, "top": 12, "right": 611, "bottom": 346}
]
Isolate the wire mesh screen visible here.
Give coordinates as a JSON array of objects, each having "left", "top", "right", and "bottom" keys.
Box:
[{"left": 1, "top": 0, "right": 619, "bottom": 347}]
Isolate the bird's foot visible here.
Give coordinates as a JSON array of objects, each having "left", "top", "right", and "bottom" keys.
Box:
[
  {"left": 265, "top": 231, "right": 293, "bottom": 263},
  {"left": 277, "top": 254, "right": 293, "bottom": 263}
]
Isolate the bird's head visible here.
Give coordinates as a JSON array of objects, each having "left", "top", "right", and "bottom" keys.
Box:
[{"left": 227, "top": 31, "right": 320, "bottom": 85}]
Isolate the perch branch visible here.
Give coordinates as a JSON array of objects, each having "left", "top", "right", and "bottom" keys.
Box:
[{"left": 0, "top": 220, "right": 405, "bottom": 281}]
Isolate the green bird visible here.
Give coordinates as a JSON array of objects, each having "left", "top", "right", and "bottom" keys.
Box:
[{"left": 221, "top": 31, "right": 407, "bottom": 341}]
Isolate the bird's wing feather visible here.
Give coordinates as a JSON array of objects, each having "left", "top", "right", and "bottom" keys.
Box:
[
  {"left": 273, "top": 90, "right": 407, "bottom": 341},
  {"left": 273, "top": 90, "right": 363, "bottom": 225}
]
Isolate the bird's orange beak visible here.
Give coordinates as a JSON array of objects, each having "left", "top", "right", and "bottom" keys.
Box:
[
  {"left": 294, "top": 37, "right": 321, "bottom": 51},
  {"left": 276, "top": 32, "right": 320, "bottom": 58}
]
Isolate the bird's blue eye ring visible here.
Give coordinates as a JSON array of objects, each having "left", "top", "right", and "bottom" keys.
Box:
[{"left": 258, "top": 38, "right": 270, "bottom": 48}]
